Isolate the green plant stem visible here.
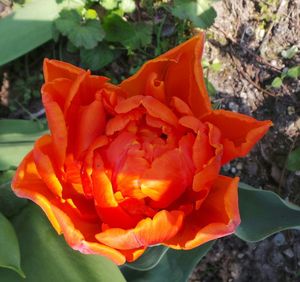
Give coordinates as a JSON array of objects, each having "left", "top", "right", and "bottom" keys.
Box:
[{"left": 155, "top": 14, "right": 167, "bottom": 56}]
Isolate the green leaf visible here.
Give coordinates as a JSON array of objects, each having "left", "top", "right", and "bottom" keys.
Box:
[
  {"left": 100, "top": 0, "right": 119, "bottom": 10},
  {"left": 68, "top": 20, "right": 105, "bottom": 49},
  {"left": 0, "top": 119, "right": 48, "bottom": 171},
  {"left": 103, "top": 14, "right": 132, "bottom": 42},
  {"left": 0, "top": 204, "right": 126, "bottom": 282},
  {"left": 127, "top": 22, "right": 153, "bottom": 50},
  {"left": 0, "top": 171, "right": 28, "bottom": 218},
  {"left": 287, "top": 147, "right": 300, "bottom": 171},
  {"left": 281, "top": 46, "right": 298, "bottom": 59},
  {"left": 54, "top": 9, "right": 81, "bottom": 36},
  {"left": 80, "top": 43, "right": 121, "bottom": 70},
  {"left": 204, "top": 78, "right": 217, "bottom": 97},
  {"left": 121, "top": 241, "right": 214, "bottom": 282},
  {"left": 0, "top": 212, "right": 24, "bottom": 278},
  {"left": 119, "top": 0, "right": 136, "bottom": 13},
  {"left": 287, "top": 66, "right": 300, "bottom": 79},
  {"left": 210, "top": 59, "right": 222, "bottom": 72},
  {"left": 85, "top": 9, "right": 98, "bottom": 20},
  {"left": 171, "top": 0, "right": 218, "bottom": 29},
  {"left": 0, "top": 0, "right": 61, "bottom": 66},
  {"left": 235, "top": 182, "right": 300, "bottom": 242},
  {"left": 103, "top": 14, "right": 152, "bottom": 50},
  {"left": 271, "top": 76, "right": 282, "bottom": 88},
  {"left": 125, "top": 246, "right": 168, "bottom": 271},
  {"left": 55, "top": 9, "right": 105, "bottom": 49}
]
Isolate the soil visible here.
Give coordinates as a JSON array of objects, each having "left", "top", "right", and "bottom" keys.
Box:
[
  {"left": 1, "top": 0, "right": 300, "bottom": 281},
  {"left": 190, "top": 0, "right": 300, "bottom": 281}
]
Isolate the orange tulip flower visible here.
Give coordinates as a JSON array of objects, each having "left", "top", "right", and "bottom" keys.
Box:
[{"left": 12, "top": 33, "right": 272, "bottom": 265}]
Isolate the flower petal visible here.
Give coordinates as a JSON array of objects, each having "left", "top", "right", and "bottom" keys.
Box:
[
  {"left": 11, "top": 152, "right": 125, "bottom": 265},
  {"left": 43, "top": 59, "right": 83, "bottom": 83},
  {"left": 142, "top": 96, "right": 178, "bottom": 126},
  {"left": 41, "top": 85, "right": 68, "bottom": 168},
  {"left": 141, "top": 144, "right": 194, "bottom": 209},
  {"left": 192, "top": 123, "right": 223, "bottom": 192},
  {"left": 203, "top": 110, "right": 272, "bottom": 164},
  {"left": 164, "top": 176, "right": 240, "bottom": 250},
  {"left": 75, "top": 95, "right": 106, "bottom": 158},
  {"left": 92, "top": 152, "right": 141, "bottom": 229},
  {"left": 120, "top": 33, "right": 211, "bottom": 117},
  {"left": 170, "top": 96, "right": 194, "bottom": 116},
  {"left": 95, "top": 210, "right": 184, "bottom": 250},
  {"left": 33, "top": 135, "right": 63, "bottom": 197}
]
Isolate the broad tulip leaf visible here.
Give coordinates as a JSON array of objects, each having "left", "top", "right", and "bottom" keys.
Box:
[
  {"left": 121, "top": 241, "right": 214, "bottom": 282},
  {"left": 0, "top": 119, "right": 48, "bottom": 171},
  {"left": 0, "top": 204, "right": 126, "bottom": 282},
  {"left": 236, "top": 182, "right": 300, "bottom": 242},
  {"left": 125, "top": 245, "right": 169, "bottom": 271},
  {"left": 0, "top": 212, "right": 24, "bottom": 278},
  {"left": 0, "top": 0, "right": 60, "bottom": 66},
  {"left": 287, "top": 147, "right": 300, "bottom": 171},
  {"left": 0, "top": 171, "right": 28, "bottom": 218}
]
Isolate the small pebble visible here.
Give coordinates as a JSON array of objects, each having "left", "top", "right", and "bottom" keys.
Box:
[
  {"left": 295, "top": 171, "right": 300, "bottom": 176},
  {"left": 287, "top": 106, "right": 295, "bottom": 115},
  {"left": 247, "top": 162, "right": 258, "bottom": 176},
  {"left": 230, "top": 167, "right": 237, "bottom": 174},
  {"left": 283, "top": 67, "right": 289, "bottom": 73},
  {"left": 283, "top": 248, "right": 294, "bottom": 258},
  {"left": 240, "top": 92, "right": 247, "bottom": 99},
  {"left": 271, "top": 60, "right": 277, "bottom": 67},
  {"left": 258, "top": 29, "right": 265, "bottom": 39},
  {"left": 245, "top": 26, "right": 254, "bottom": 36},
  {"left": 295, "top": 118, "right": 300, "bottom": 129},
  {"left": 228, "top": 101, "right": 239, "bottom": 112},
  {"left": 236, "top": 162, "right": 243, "bottom": 170},
  {"left": 223, "top": 163, "right": 231, "bottom": 172},
  {"left": 273, "top": 233, "right": 286, "bottom": 246},
  {"left": 269, "top": 252, "right": 285, "bottom": 266},
  {"left": 237, "top": 253, "right": 244, "bottom": 259}
]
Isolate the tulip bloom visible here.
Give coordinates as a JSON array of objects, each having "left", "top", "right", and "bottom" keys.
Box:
[{"left": 12, "top": 33, "right": 272, "bottom": 265}]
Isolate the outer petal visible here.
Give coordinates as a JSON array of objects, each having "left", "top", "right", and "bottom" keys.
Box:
[
  {"left": 43, "top": 59, "right": 83, "bottom": 83},
  {"left": 203, "top": 110, "right": 272, "bottom": 164},
  {"left": 11, "top": 151, "right": 126, "bottom": 265},
  {"left": 41, "top": 83, "right": 68, "bottom": 168},
  {"left": 33, "top": 135, "right": 63, "bottom": 197},
  {"left": 95, "top": 210, "right": 184, "bottom": 250},
  {"left": 120, "top": 33, "right": 211, "bottom": 118},
  {"left": 164, "top": 176, "right": 240, "bottom": 250}
]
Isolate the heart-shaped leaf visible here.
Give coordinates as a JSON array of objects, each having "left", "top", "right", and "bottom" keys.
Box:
[
  {"left": 171, "top": 0, "right": 218, "bottom": 29},
  {"left": 235, "top": 182, "right": 300, "bottom": 242}
]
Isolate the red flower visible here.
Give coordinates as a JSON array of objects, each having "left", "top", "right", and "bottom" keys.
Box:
[{"left": 12, "top": 33, "right": 271, "bottom": 265}]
